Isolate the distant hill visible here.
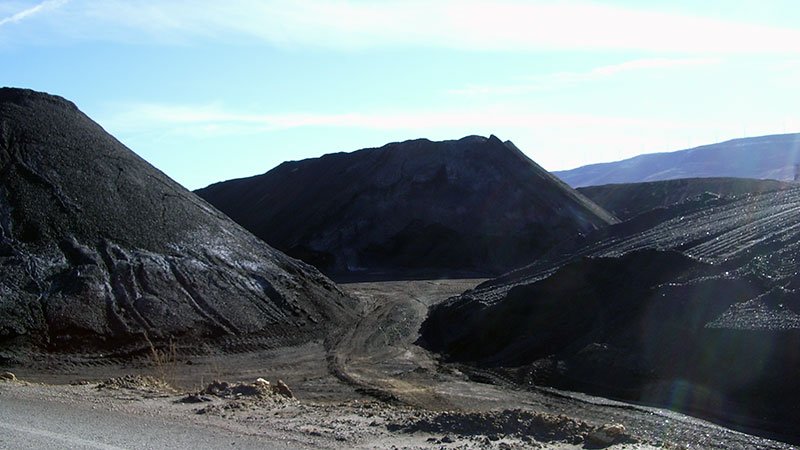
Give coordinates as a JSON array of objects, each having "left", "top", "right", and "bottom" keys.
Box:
[
  {"left": 197, "top": 135, "right": 617, "bottom": 278},
  {"left": 0, "top": 88, "right": 356, "bottom": 354},
  {"left": 555, "top": 133, "right": 800, "bottom": 187},
  {"left": 578, "top": 177, "right": 794, "bottom": 220}
]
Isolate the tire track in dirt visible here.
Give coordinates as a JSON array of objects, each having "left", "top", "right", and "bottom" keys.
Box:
[{"left": 328, "top": 280, "right": 484, "bottom": 409}]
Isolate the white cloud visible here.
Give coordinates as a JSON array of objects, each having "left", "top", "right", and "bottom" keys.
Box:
[
  {"left": 0, "top": 0, "right": 67, "bottom": 27},
  {"left": 6, "top": 0, "right": 800, "bottom": 54},
  {"left": 102, "top": 102, "right": 800, "bottom": 176},
  {"left": 104, "top": 102, "right": 679, "bottom": 138},
  {"left": 450, "top": 57, "right": 722, "bottom": 95},
  {"left": 590, "top": 58, "right": 722, "bottom": 76},
  {"left": 101, "top": 102, "right": 686, "bottom": 174}
]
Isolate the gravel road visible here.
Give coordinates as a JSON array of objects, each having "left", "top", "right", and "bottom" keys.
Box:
[{"left": 0, "top": 386, "right": 292, "bottom": 450}]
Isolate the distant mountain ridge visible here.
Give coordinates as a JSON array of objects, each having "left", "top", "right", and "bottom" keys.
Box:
[
  {"left": 555, "top": 133, "right": 800, "bottom": 187},
  {"left": 197, "top": 135, "right": 617, "bottom": 278}
]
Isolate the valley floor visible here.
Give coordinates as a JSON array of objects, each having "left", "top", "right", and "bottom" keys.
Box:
[{"left": 1, "top": 280, "right": 792, "bottom": 449}]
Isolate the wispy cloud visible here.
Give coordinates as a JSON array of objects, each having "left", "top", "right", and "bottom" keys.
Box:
[
  {"left": 103, "top": 102, "right": 681, "bottom": 139},
  {"left": 588, "top": 58, "right": 722, "bottom": 77},
  {"left": 5, "top": 0, "right": 800, "bottom": 54},
  {"left": 102, "top": 102, "right": 800, "bottom": 178},
  {"left": 101, "top": 102, "right": 692, "bottom": 176},
  {"left": 450, "top": 57, "right": 722, "bottom": 95},
  {"left": 0, "top": 0, "right": 67, "bottom": 27}
]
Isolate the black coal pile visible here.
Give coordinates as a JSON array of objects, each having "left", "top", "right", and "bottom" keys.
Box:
[
  {"left": 578, "top": 177, "right": 793, "bottom": 221},
  {"left": 0, "top": 88, "right": 357, "bottom": 354},
  {"left": 196, "top": 136, "right": 617, "bottom": 278},
  {"left": 421, "top": 186, "right": 800, "bottom": 441}
]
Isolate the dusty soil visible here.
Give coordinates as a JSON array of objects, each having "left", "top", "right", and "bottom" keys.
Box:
[{"left": 2, "top": 280, "right": 793, "bottom": 449}]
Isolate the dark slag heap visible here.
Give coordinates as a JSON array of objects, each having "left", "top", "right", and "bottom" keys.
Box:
[
  {"left": 197, "top": 135, "right": 617, "bottom": 278},
  {"left": 0, "top": 88, "right": 357, "bottom": 354},
  {"left": 578, "top": 177, "right": 793, "bottom": 221},
  {"left": 422, "top": 184, "right": 800, "bottom": 441}
]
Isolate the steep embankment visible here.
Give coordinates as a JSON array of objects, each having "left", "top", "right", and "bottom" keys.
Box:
[
  {"left": 197, "top": 136, "right": 617, "bottom": 278},
  {"left": 555, "top": 133, "right": 800, "bottom": 187},
  {"left": 0, "top": 88, "right": 357, "bottom": 355},
  {"left": 422, "top": 186, "right": 800, "bottom": 440}
]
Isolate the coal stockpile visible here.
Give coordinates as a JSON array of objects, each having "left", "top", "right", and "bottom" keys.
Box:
[
  {"left": 578, "top": 177, "right": 793, "bottom": 221},
  {"left": 197, "top": 136, "right": 617, "bottom": 279},
  {"left": 421, "top": 186, "right": 800, "bottom": 441},
  {"left": 0, "top": 88, "right": 357, "bottom": 355}
]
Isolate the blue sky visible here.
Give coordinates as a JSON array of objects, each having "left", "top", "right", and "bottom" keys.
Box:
[{"left": 3, "top": 0, "right": 800, "bottom": 189}]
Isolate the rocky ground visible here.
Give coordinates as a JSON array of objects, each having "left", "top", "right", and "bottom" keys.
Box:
[{"left": 2, "top": 280, "right": 793, "bottom": 449}]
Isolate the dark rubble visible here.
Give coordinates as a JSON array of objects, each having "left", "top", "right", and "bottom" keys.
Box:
[
  {"left": 421, "top": 185, "right": 800, "bottom": 442},
  {"left": 578, "top": 177, "right": 793, "bottom": 221}
]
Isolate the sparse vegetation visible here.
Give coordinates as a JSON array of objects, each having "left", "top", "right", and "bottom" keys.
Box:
[{"left": 144, "top": 334, "right": 178, "bottom": 389}]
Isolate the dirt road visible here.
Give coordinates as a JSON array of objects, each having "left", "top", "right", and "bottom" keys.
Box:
[
  {"left": 330, "top": 280, "right": 794, "bottom": 449},
  {"left": 2, "top": 279, "right": 794, "bottom": 449}
]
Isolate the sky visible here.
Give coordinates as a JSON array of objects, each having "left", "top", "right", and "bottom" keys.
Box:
[{"left": 2, "top": 0, "right": 800, "bottom": 190}]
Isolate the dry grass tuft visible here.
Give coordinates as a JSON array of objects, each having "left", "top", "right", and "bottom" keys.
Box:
[{"left": 143, "top": 334, "right": 178, "bottom": 388}]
